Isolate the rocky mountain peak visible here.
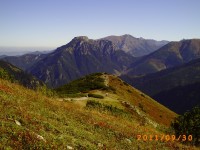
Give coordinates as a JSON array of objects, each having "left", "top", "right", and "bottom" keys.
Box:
[
  {"left": 122, "top": 34, "right": 133, "bottom": 38},
  {"left": 72, "top": 36, "right": 89, "bottom": 41},
  {"left": 64, "top": 36, "right": 118, "bottom": 54},
  {"left": 27, "top": 36, "right": 135, "bottom": 87},
  {"left": 102, "top": 34, "right": 169, "bottom": 57}
]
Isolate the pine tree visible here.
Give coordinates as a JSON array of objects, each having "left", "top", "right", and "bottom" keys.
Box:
[{"left": 171, "top": 106, "right": 200, "bottom": 146}]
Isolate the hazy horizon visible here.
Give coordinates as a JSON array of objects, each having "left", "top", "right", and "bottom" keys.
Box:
[
  {"left": 0, "top": 46, "right": 54, "bottom": 56},
  {"left": 1, "top": 33, "right": 200, "bottom": 56}
]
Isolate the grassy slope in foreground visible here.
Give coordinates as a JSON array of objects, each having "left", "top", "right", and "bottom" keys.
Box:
[{"left": 0, "top": 76, "right": 196, "bottom": 149}]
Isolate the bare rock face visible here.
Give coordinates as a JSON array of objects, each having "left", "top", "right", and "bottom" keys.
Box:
[
  {"left": 28, "top": 36, "right": 135, "bottom": 88},
  {"left": 102, "top": 34, "right": 169, "bottom": 57}
]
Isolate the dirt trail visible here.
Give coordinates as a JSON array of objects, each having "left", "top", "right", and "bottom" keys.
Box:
[
  {"left": 57, "top": 97, "right": 88, "bottom": 101},
  {"left": 65, "top": 97, "right": 88, "bottom": 101},
  {"left": 103, "top": 75, "right": 109, "bottom": 87}
]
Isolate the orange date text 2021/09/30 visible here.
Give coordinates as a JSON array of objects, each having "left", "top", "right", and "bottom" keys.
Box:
[{"left": 137, "top": 134, "right": 193, "bottom": 142}]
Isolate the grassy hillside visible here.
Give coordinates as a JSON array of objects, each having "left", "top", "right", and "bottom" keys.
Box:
[
  {"left": 0, "top": 74, "right": 197, "bottom": 149},
  {"left": 55, "top": 73, "right": 108, "bottom": 97},
  {"left": 55, "top": 73, "right": 177, "bottom": 126},
  {"left": 105, "top": 74, "right": 177, "bottom": 126}
]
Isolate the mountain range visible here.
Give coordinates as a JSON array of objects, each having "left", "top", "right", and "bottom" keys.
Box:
[
  {"left": 0, "top": 35, "right": 169, "bottom": 88},
  {"left": 0, "top": 46, "right": 53, "bottom": 56},
  {"left": 27, "top": 36, "right": 135, "bottom": 87},
  {"left": 2, "top": 53, "right": 47, "bottom": 70},
  {"left": 102, "top": 34, "right": 168, "bottom": 57},
  {"left": 1, "top": 35, "right": 200, "bottom": 114},
  {"left": 125, "top": 39, "right": 200, "bottom": 76}
]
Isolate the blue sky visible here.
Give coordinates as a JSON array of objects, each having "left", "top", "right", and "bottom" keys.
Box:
[{"left": 0, "top": 0, "right": 200, "bottom": 49}]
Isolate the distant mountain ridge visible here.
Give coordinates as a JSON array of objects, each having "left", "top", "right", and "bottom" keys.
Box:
[
  {"left": 126, "top": 39, "right": 200, "bottom": 76},
  {"left": 0, "top": 46, "right": 53, "bottom": 56},
  {"left": 102, "top": 34, "right": 168, "bottom": 57},
  {"left": 0, "top": 60, "right": 44, "bottom": 89},
  {"left": 2, "top": 53, "right": 47, "bottom": 70},
  {"left": 27, "top": 36, "right": 135, "bottom": 87}
]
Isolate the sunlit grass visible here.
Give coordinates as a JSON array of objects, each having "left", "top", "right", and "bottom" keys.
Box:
[{"left": 0, "top": 77, "right": 197, "bottom": 149}]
